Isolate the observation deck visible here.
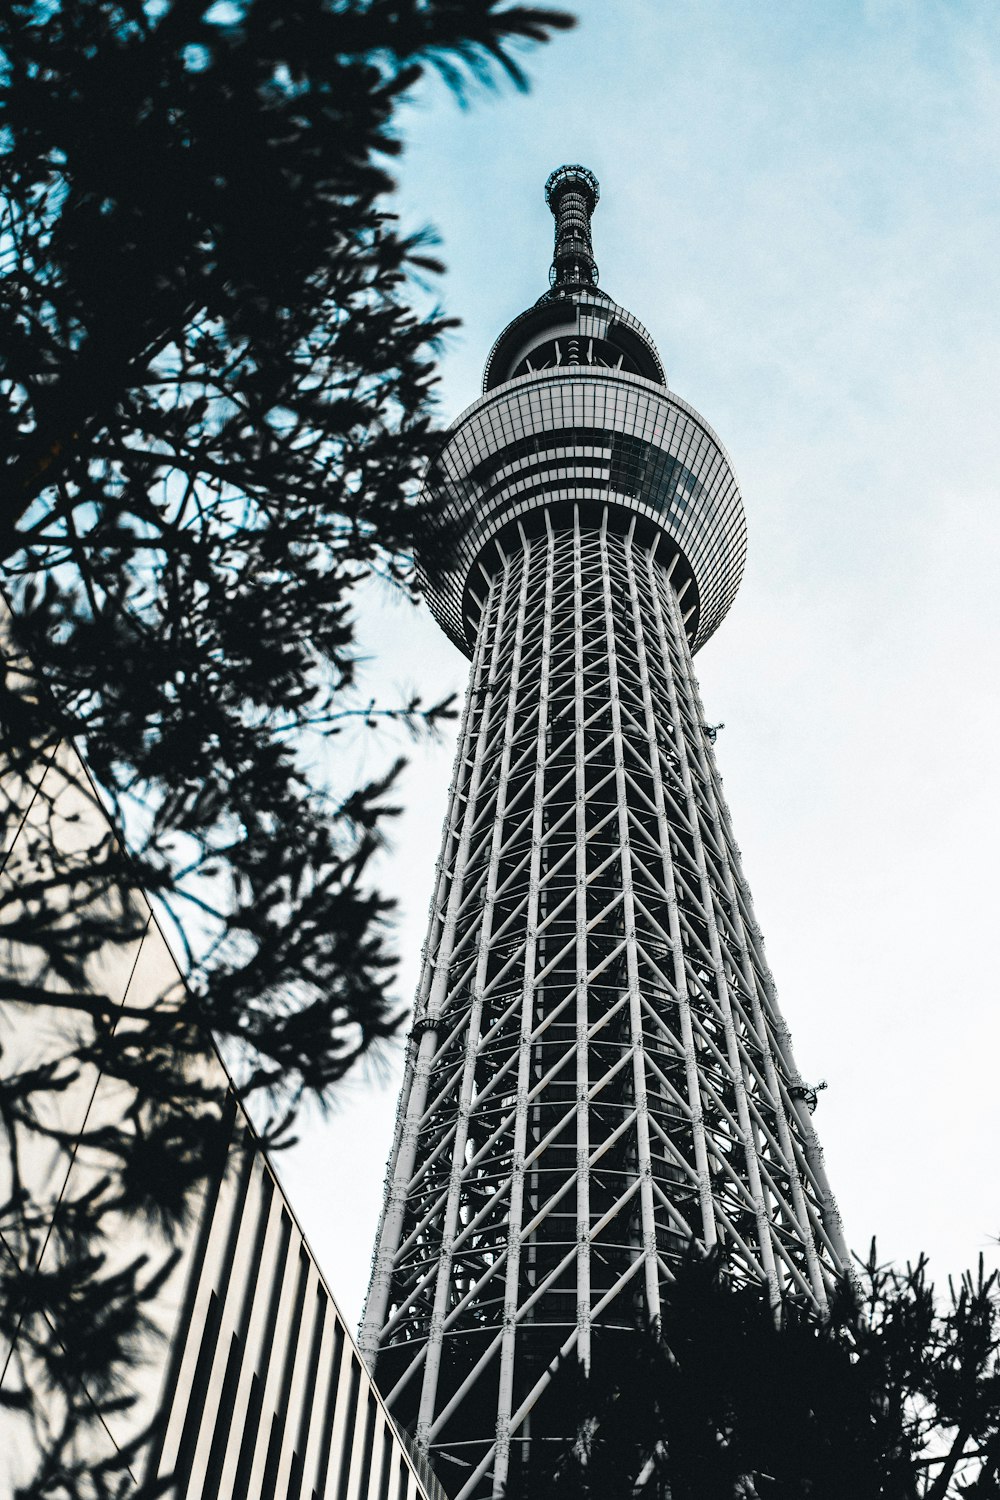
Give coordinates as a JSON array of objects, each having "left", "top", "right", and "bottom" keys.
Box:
[{"left": 419, "top": 165, "right": 747, "bottom": 656}]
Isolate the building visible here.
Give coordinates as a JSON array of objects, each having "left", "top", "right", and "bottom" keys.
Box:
[
  {"left": 361, "top": 167, "right": 851, "bottom": 1500},
  {"left": 0, "top": 733, "right": 441, "bottom": 1500}
]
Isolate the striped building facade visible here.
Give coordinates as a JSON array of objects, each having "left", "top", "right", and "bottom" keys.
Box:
[{"left": 0, "top": 733, "right": 438, "bottom": 1500}]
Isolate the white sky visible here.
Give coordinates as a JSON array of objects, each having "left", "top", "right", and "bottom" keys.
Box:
[{"left": 278, "top": 0, "right": 1000, "bottom": 1330}]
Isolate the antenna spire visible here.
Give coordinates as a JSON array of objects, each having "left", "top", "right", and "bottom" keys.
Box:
[{"left": 545, "top": 164, "right": 600, "bottom": 289}]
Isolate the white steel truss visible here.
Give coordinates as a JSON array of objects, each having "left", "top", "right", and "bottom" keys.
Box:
[{"left": 362, "top": 511, "right": 849, "bottom": 1500}]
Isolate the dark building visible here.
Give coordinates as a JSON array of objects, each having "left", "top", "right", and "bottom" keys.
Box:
[{"left": 0, "top": 735, "right": 440, "bottom": 1499}]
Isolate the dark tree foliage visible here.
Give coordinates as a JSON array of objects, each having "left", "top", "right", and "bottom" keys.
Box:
[
  {"left": 507, "top": 1249, "right": 1000, "bottom": 1500},
  {"left": 0, "top": 0, "right": 572, "bottom": 1490}
]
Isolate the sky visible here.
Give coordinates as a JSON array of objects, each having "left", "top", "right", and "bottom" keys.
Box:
[{"left": 277, "top": 0, "right": 1000, "bottom": 1330}]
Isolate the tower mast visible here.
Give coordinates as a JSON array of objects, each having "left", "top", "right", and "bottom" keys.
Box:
[{"left": 362, "top": 168, "right": 849, "bottom": 1500}]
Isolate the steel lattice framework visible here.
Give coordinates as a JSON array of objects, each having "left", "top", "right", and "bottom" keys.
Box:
[{"left": 361, "top": 168, "right": 850, "bottom": 1500}]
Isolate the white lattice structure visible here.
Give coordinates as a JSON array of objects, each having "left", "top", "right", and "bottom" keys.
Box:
[{"left": 361, "top": 167, "right": 849, "bottom": 1500}]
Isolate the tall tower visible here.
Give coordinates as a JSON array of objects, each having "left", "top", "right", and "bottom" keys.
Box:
[{"left": 362, "top": 167, "right": 850, "bottom": 1500}]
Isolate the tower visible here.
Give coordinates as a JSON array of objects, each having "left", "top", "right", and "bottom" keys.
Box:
[{"left": 361, "top": 167, "right": 850, "bottom": 1499}]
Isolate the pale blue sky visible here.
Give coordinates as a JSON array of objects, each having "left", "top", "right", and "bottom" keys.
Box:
[{"left": 278, "top": 0, "right": 1000, "bottom": 1327}]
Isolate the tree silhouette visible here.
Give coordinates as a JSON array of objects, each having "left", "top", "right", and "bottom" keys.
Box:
[
  {"left": 506, "top": 1247, "right": 1000, "bottom": 1500},
  {"left": 0, "top": 0, "right": 572, "bottom": 1489}
]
